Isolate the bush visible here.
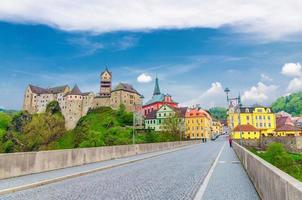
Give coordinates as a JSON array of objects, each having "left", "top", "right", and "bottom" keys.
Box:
[{"left": 258, "top": 143, "right": 302, "bottom": 181}]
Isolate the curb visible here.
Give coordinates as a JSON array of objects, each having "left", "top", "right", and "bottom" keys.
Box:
[{"left": 0, "top": 143, "right": 200, "bottom": 196}]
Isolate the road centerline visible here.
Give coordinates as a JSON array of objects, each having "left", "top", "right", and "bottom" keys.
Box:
[{"left": 193, "top": 142, "right": 226, "bottom": 200}]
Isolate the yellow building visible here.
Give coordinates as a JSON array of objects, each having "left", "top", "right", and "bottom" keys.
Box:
[
  {"left": 212, "top": 120, "right": 223, "bottom": 136},
  {"left": 232, "top": 124, "right": 260, "bottom": 139},
  {"left": 275, "top": 124, "right": 302, "bottom": 136},
  {"left": 228, "top": 106, "right": 276, "bottom": 137},
  {"left": 185, "top": 108, "right": 212, "bottom": 141}
]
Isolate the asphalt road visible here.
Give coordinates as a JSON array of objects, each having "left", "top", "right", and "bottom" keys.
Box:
[{"left": 0, "top": 137, "right": 259, "bottom": 200}]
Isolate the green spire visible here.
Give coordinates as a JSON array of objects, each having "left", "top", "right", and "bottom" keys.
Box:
[{"left": 153, "top": 76, "right": 161, "bottom": 95}]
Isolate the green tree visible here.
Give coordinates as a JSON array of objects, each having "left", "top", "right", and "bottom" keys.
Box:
[
  {"left": 271, "top": 92, "right": 302, "bottom": 116},
  {"left": 46, "top": 100, "right": 62, "bottom": 115},
  {"left": 209, "top": 107, "right": 227, "bottom": 120},
  {"left": 116, "top": 104, "right": 133, "bottom": 126},
  {"left": 260, "top": 143, "right": 301, "bottom": 178},
  {"left": 161, "top": 112, "right": 183, "bottom": 139},
  {"left": 21, "top": 112, "right": 66, "bottom": 151}
]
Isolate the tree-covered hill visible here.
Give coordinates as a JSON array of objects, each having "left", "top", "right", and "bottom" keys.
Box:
[
  {"left": 271, "top": 92, "right": 302, "bottom": 116},
  {"left": 0, "top": 102, "right": 180, "bottom": 153},
  {"left": 209, "top": 107, "right": 227, "bottom": 120}
]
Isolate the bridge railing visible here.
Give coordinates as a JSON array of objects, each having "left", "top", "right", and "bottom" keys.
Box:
[
  {"left": 233, "top": 142, "right": 302, "bottom": 200},
  {"left": 0, "top": 140, "right": 199, "bottom": 180}
]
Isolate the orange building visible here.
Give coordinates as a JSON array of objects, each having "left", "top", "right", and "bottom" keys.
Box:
[{"left": 185, "top": 108, "right": 212, "bottom": 141}]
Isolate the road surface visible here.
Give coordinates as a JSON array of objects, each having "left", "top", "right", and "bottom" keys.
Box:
[{"left": 0, "top": 136, "right": 259, "bottom": 200}]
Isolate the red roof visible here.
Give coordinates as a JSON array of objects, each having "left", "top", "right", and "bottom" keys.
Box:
[
  {"left": 275, "top": 124, "right": 301, "bottom": 132},
  {"left": 145, "top": 110, "right": 157, "bottom": 119},
  {"left": 233, "top": 124, "right": 259, "bottom": 132},
  {"left": 276, "top": 116, "right": 293, "bottom": 128}
]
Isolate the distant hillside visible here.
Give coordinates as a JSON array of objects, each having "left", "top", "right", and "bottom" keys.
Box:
[
  {"left": 209, "top": 107, "right": 227, "bottom": 120},
  {"left": 0, "top": 108, "right": 19, "bottom": 115},
  {"left": 271, "top": 92, "right": 302, "bottom": 116},
  {"left": 0, "top": 103, "right": 180, "bottom": 153}
]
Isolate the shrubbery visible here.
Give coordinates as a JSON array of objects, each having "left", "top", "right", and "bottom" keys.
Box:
[
  {"left": 0, "top": 103, "right": 183, "bottom": 153},
  {"left": 256, "top": 143, "right": 302, "bottom": 182}
]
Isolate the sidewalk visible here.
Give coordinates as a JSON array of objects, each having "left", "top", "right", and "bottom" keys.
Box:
[
  {"left": 202, "top": 141, "right": 260, "bottom": 200},
  {"left": 0, "top": 144, "right": 197, "bottom": 195}
]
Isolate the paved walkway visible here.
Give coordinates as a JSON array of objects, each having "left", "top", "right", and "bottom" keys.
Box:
[
  {"left": 0, "top": 144, "right": 198, "bottom": 191},
  {"left": 202, "top": 140, "right": 259, "bottom": 200},
  {"left": 0, "top": 137, "right": 260, "bottom": 200}
]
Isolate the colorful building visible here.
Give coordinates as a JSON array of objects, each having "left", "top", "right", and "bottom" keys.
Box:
[
  {"left": 228, "top": 106, "right": 276, "bottom": 137},
  {"left": 145, "top": 104, "right": 187, "bottom": 133},
  {"left": 185, "top": 108, "right": 212, "bottom": 141},
  {"left": 232, "top": 124, "right": 260, "bottom": 139},
  {"left": 212, "top": 120, "right": 223, "bottom": 136},
  {"left": 275, "top": 124, "right": 302, "bottom": 136},
  {"left": 143, "top": 77, "right": 178, "bottom": 116}
]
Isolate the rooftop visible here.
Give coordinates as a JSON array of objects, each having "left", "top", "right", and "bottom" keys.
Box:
[
  {"left": 112, "top": 83, "right": 140, "bottom": 95},
  {"left": 145, "top": 110, "right": 157, "bottom": 119},
  {"left": 275, "top": 124, "right": 301, "bottom": 132},
  {"left": 233, "top": 124, "right": 259, "bottom": 132},
  {"left": 29, "top": 84, "right": 69, "bottom": 94}
]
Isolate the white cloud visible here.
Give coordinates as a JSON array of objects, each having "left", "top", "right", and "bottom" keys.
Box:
[
  {"left": 1, "top": 1, "right": 302, "bottom": 39},
  {"left": 137, "top": 73, "right": 152, "bottom": 83},
  {"left": 182, "top": 82, "right": 226, "bottom": 108},
  {"left": 242, "top": 82, "right": 278, "bottom": 105},
  {"left": 281, "top": 63, "right": 302, "bottom": 77},
  {"left": 260, "top": 73, "right": 273, "bottom": 82},
  {"left": 116, "top": 36, "right": 139, "bottom": 50},
  {"left": 281, "top": 63, "right": 302, "bottom": 93},
  {"left": 287, "top": 77, "right": 302, "bottom": 92},
  {"left": 204, "top": 82, "right": 225, "bottom": 96},
  {"left": 67, "top": 37, "right": 103, "bottom": 56}
]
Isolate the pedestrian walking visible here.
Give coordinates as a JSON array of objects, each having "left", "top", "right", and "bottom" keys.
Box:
[{"left": 228, "top": 136, "right": 233, "bottom": 148}]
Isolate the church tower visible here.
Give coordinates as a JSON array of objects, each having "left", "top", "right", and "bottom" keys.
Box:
[
  {"left": 100, "top": 67, "right": 112, "bottom": 97},
  {"left": 153, "top": 76, "right": 161, "bottom": 96}
]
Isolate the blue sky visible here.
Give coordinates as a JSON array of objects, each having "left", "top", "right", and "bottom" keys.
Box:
[{"left": 1, "top": 1, "right": 302, "bottom": 110}]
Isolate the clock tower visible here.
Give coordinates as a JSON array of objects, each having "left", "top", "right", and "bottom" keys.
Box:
[{"left": 100, "top": 67, "right": 112, "bottom": 97}]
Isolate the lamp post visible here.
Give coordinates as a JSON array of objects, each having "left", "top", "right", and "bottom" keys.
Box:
[
  {"left": 133, "top": 109, "right": 135, "bottom": 145},
  {"left": 224, "top": 87, "right": 243, "bottom": 146}
]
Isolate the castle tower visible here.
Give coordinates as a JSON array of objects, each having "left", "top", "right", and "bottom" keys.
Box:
[{"left": 100, "top": 67, "right": 112, "bottom": 97}]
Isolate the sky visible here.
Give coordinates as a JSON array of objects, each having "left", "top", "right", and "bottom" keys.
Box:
[{"left": 1, "top": 1, "right": 302, "bottom": 110}]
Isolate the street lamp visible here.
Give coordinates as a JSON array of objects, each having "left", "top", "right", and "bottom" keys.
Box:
[{"left": 224, "top": 87, "right": 243, "bottom": 146}]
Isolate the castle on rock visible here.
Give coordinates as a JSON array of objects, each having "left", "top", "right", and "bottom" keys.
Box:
[{"left": 23, "top": 68, "right": 143, "bottom": 129}]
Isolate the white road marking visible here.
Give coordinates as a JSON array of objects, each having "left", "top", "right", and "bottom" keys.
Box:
[{"left": 194, "top": 142, "right": 226, "bottom": 200}]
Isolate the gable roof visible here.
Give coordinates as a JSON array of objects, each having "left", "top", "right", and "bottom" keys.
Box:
[
  {"left": 233, "top": 124, "right": 259, "bottom": 132},
  {"left": 29, "top": 84, "right": 69, "bottom": 94},
  {"left": 112, "top": 83, "right": 140, "bottom": 95},
  {"left": 29, "top": 85, "right": 47, "bottom": 94},
  {"left": 64, "top": 84, "right": 93, "bottom": 97},
  {"left": 276, "top": 116, "right": 293, "bottom": 128},
  {"left": 101, "top": 67, "right": 112, "bottom": 76},
  {"left": 275, "top": 124, "right": 301, "bottom": 132},
  {"left": 178, "top": 107, "right": 188, "bottom": 118},
  {"left": 145, "top": 110, "right": 157, "bottom": 119},
  {"left": 68, "top": 85, "right": 82, "bottom": 95}
]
